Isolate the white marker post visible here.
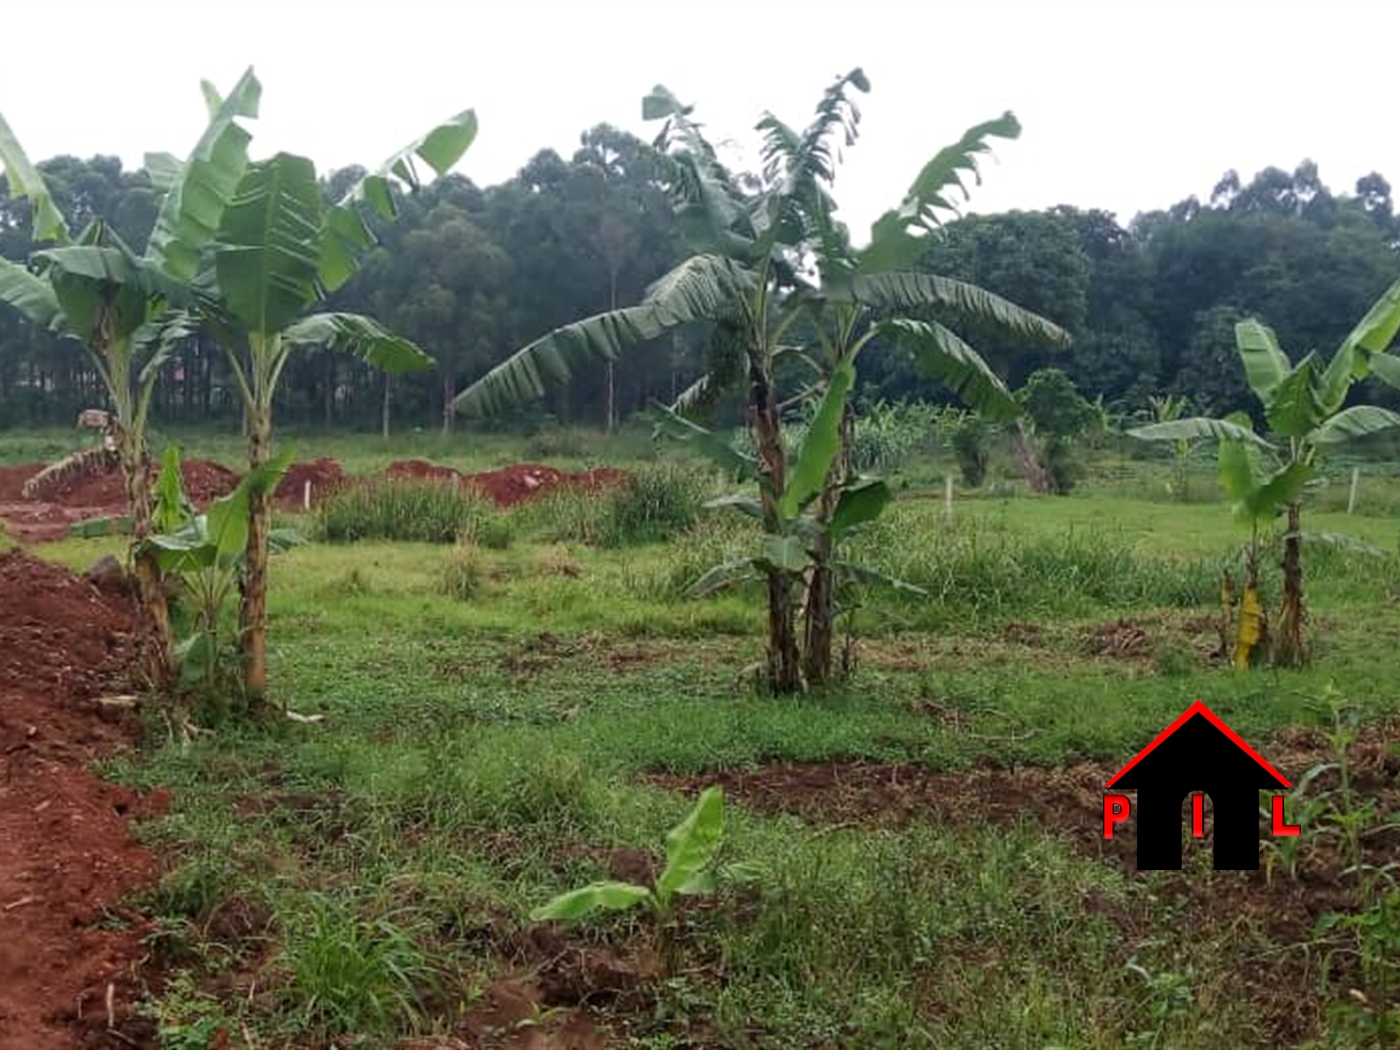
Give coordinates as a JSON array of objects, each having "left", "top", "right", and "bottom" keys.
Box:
[
  {"left": 944, "top": 474, "right": 954, "bottom": 523},
  {"left": 303, "top": 480, "right": 312, "bottom": 511},
  {"left": 1347, "top": 467, "right": 1360, "bottom": 515}
]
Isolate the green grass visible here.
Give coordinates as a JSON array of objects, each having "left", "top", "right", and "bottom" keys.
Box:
[
  {"left": 0, "top": 422, "right": 664, "bottom": 476},
  {"left": 22, "top": 436, "right": 1400, "bottom": 1048}
]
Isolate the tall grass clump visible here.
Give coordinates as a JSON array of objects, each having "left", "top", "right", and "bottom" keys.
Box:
[
  {"left": 439, "top": 541, "right": 485, "bottom": 600},
  {"left": 317, "top": 479, "right": 496, "bottom": 544},
  {"left": 511, "top": 464, "right": 711, "bottom": 547},
  {"left": 598, "top": 463, "right": 708, "bottom": 546},
  {"left": 280, "top": 893, "right": 430, "bottom": 1039},
  {"left": 846, "top": 517, "right": 1216, "bottom": 624}
]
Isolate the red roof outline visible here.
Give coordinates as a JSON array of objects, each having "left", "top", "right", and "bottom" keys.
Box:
[{"left": 1105, "top": 700, "right": 1291, "bottom": 789}]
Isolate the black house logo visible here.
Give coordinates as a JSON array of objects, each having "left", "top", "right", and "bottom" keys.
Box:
[{"left": 1103, "top": 701, "right": 1298, "bottom": 870}]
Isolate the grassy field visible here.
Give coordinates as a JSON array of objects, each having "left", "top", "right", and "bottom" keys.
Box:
[{"left": 16, "top": 427, "right": 1400, "bottom": 1048}]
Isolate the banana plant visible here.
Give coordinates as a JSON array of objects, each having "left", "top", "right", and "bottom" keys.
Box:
[
  {"left": 144, "top": 70, "right": 476, "bottom": 705},
  {"left": 141, "top": 446, "right": 301, "bottom": 690},
  {"left": 1130, "top": 280, "right": 1400, "bottom": 667},
  {"left": 0, "top": 91, "right": 249, "bottom": 684},
  {"left": 530, "top": 787, "right": 758, "bottom": 975},
  {"left": 1146, "top": 394, "right": 1198, "bottom": 501},
  {"left": 652, "top": 359, "right": 924, "bottom": 658},
  {"left": 744, "top": 75, "right": 1068, "bottom": 683},
  {"left": 453, "top": 70, "right": 1061, "bottom": 692}
]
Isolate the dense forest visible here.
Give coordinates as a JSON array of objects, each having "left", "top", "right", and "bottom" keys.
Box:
[{"left": 3, "top": 127, "right": 1398, "bottom": 432}]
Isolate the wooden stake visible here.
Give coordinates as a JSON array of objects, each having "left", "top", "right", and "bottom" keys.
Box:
[
  {"left": 1347, "top": 467, "right": 1360, "bottom": 515},
  {"left": 303, "top": 480, "right": 312, "bottom": 511},
  {"left": 944, "top": 474, "right": 954, "bottom": 522}
]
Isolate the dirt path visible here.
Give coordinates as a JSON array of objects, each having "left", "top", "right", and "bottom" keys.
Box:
[{"left": 0, "top": 551, "right": 165, "bottom": 1048}]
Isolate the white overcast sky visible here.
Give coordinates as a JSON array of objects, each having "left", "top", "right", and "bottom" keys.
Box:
[{"left": 2, "top": 0, "right": 1396, "bottom": 241}]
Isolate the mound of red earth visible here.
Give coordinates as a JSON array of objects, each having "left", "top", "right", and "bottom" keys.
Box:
[
  {"left": 385, "top": 458, "right": 463, "bottom": 483},
  {"left": 0, "top": 550, "right": 167, "bottom": 1048},
  {"left": 0, "top": 455, "right": 347, "bottom": 542},
  {"left": 465, "top": 464, "right": 630, "bottom": 509},
  {"left": 383, "top": 460, "right": 631, "bottom": 509},
  {"left": 273, "top": 457, "right": 347, "bottom": 510}
]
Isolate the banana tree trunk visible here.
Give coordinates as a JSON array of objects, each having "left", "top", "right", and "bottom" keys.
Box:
[
  {"left": 120, "top": 429, "right": 173, "bottom": 688},
  {"left": 801, "top": 405, "right": 852, "bottom": 688},
  {"left": 1234, "top": 532, "right": 1269, "bottom": 669},
  {"left": 1274, "top": 501, "right": 1307, "bottom": 668},
  {"left": 801, "top": 544, "right": 835, "bottom": 687},
  {"left": 441, "top": 370, "right": 454, "bottom": 435},
  {"left": 240, "top": 404, "right": 273, "bottom": 705},
  {"left": 750, "top": 361, "right": 801, "bottom": 695}
]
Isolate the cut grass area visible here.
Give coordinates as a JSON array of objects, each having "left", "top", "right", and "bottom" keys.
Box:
[{"left": 30, "top": 478, "right": 1400, "bottom": 1047}]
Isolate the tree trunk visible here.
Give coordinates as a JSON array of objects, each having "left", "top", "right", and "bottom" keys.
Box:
[
  {"left": 442, "top": 370, "right": 454, "bottom": 435},
  {"left": 1011, "top": 420, "right": 1053, "bottom": 494},
  {"left": 606, "top": 268, "right": 619, "bottom": 432},
  {"left": 749, "top": 357, "right": 801, "bottom": 695},
  {"left": 121, "top": 430, "right": 173, "bottom": 688},
  {"left": 801, "top": 405, "right": 853, "bottom": 687},
  {"left": 240, "top": 405, "right": 273, "bottom": 706},
  {"left": 606, "top": 361, "right": 616, "bottom": 434},
  {"left": 1273, "top": 501, "right": 1307, "bottom": 667},
  {"left": 801, "top": 548, "right": 835, "bottom": 687},
  {"left": 324, "top": 356, "right": 335, "bottom": 428}
]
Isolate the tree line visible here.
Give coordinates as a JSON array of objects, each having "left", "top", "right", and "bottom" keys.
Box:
[{"left": 4, "top": 138, "right": 1398, "bottom": 432}]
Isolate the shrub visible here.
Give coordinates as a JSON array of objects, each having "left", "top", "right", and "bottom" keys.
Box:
[
  {"left": 318, "top": 479, "right": 493, "bottom": 544},
  {"left": 523, "top": 422, "right": 573, "bottom": 460},
  {"left": 952, "top": 416, "right": 991, "bottom": 487},
  {"left": 849, "top": 401, "right": 937, "bottom": 473},
  {"left": 598, "top": 464, "right": 707, "bottom": 546},
  {"left": 475, "top": 515, "right": 514, "bottom": 550},
  {"left": 1042, "top": 435, "right": 1081, "bottom": 495}
]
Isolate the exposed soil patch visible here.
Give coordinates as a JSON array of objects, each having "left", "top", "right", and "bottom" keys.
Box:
[
  {"left": 461, "top": 464, "right": 630, "bottom": 509},
  {"left": 273, "top": 457, "right": 347, "bottom": 510},
  {"left": 0, "top": 550, "right": 167, "bottom": 1048},
  {"left": 382, "top": 460, "right": 631, "bottom": 510},
  {"left": 386, "top": 459, "right": 465, "bottom": 483},
  {"left": 0, "top": 455, "right": 351, "bottom": 541}
]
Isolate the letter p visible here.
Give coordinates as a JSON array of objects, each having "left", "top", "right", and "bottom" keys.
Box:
[{"left": 1103, "top": 794, "right": 1131, "bottom": 838}]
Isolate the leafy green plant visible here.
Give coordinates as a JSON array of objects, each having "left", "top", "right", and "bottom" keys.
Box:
[
  {"left": 1130, "top": 285, "right": 1400, "bottom": 667},
  {"left": 1018, "top": 368, "right": 1096, "bottom": 495},
  {"left": 141, "top": 445, "right": 300, "bottom": 694},
  {"left": 952, "top": 414, "right": 991, "bottom": 487},
  {"left": 452, "top": 71, "right": 1062, "bottom": 693},
  {"left": 282, "top": 894, "right": 430, "bottom": 1039},
  {"left": 531, "top": 786, "right": 757, "bottom": 974},
  {"left": 1146, "top": 394, "right": 1199, "bottom": 501},
  {"left": 651, "top": 364, "right": 923, "bottom": 691},
  {"left": 1123, "top": 954, "right": 1197, "bottom": 1050}
]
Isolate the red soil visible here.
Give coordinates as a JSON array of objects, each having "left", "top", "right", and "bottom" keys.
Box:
[
  {"left": 461, "top": 463, "right": 630, "bottom": 508},
  {"left": 381, "top": 459, "right": 631, "bottom": 508},
  {"left": 272, "top": 458, "right": 347, "bottom": 510},
  {"left": 1, "top": 453, "right": 632, "bottom": 539},
  {"left": 385, "top": 458, "right": 463, "bottom": 483},
  {"left": 0, "top": 455, "right": 345, "bottom": 541},
  {"left": 0, "top": 550, "right": 166, "bottom": 1048}
]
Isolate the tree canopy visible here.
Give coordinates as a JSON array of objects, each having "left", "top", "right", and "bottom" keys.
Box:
[{"left": 4, "top": 148, "right": 1398, "bottom": 430}]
